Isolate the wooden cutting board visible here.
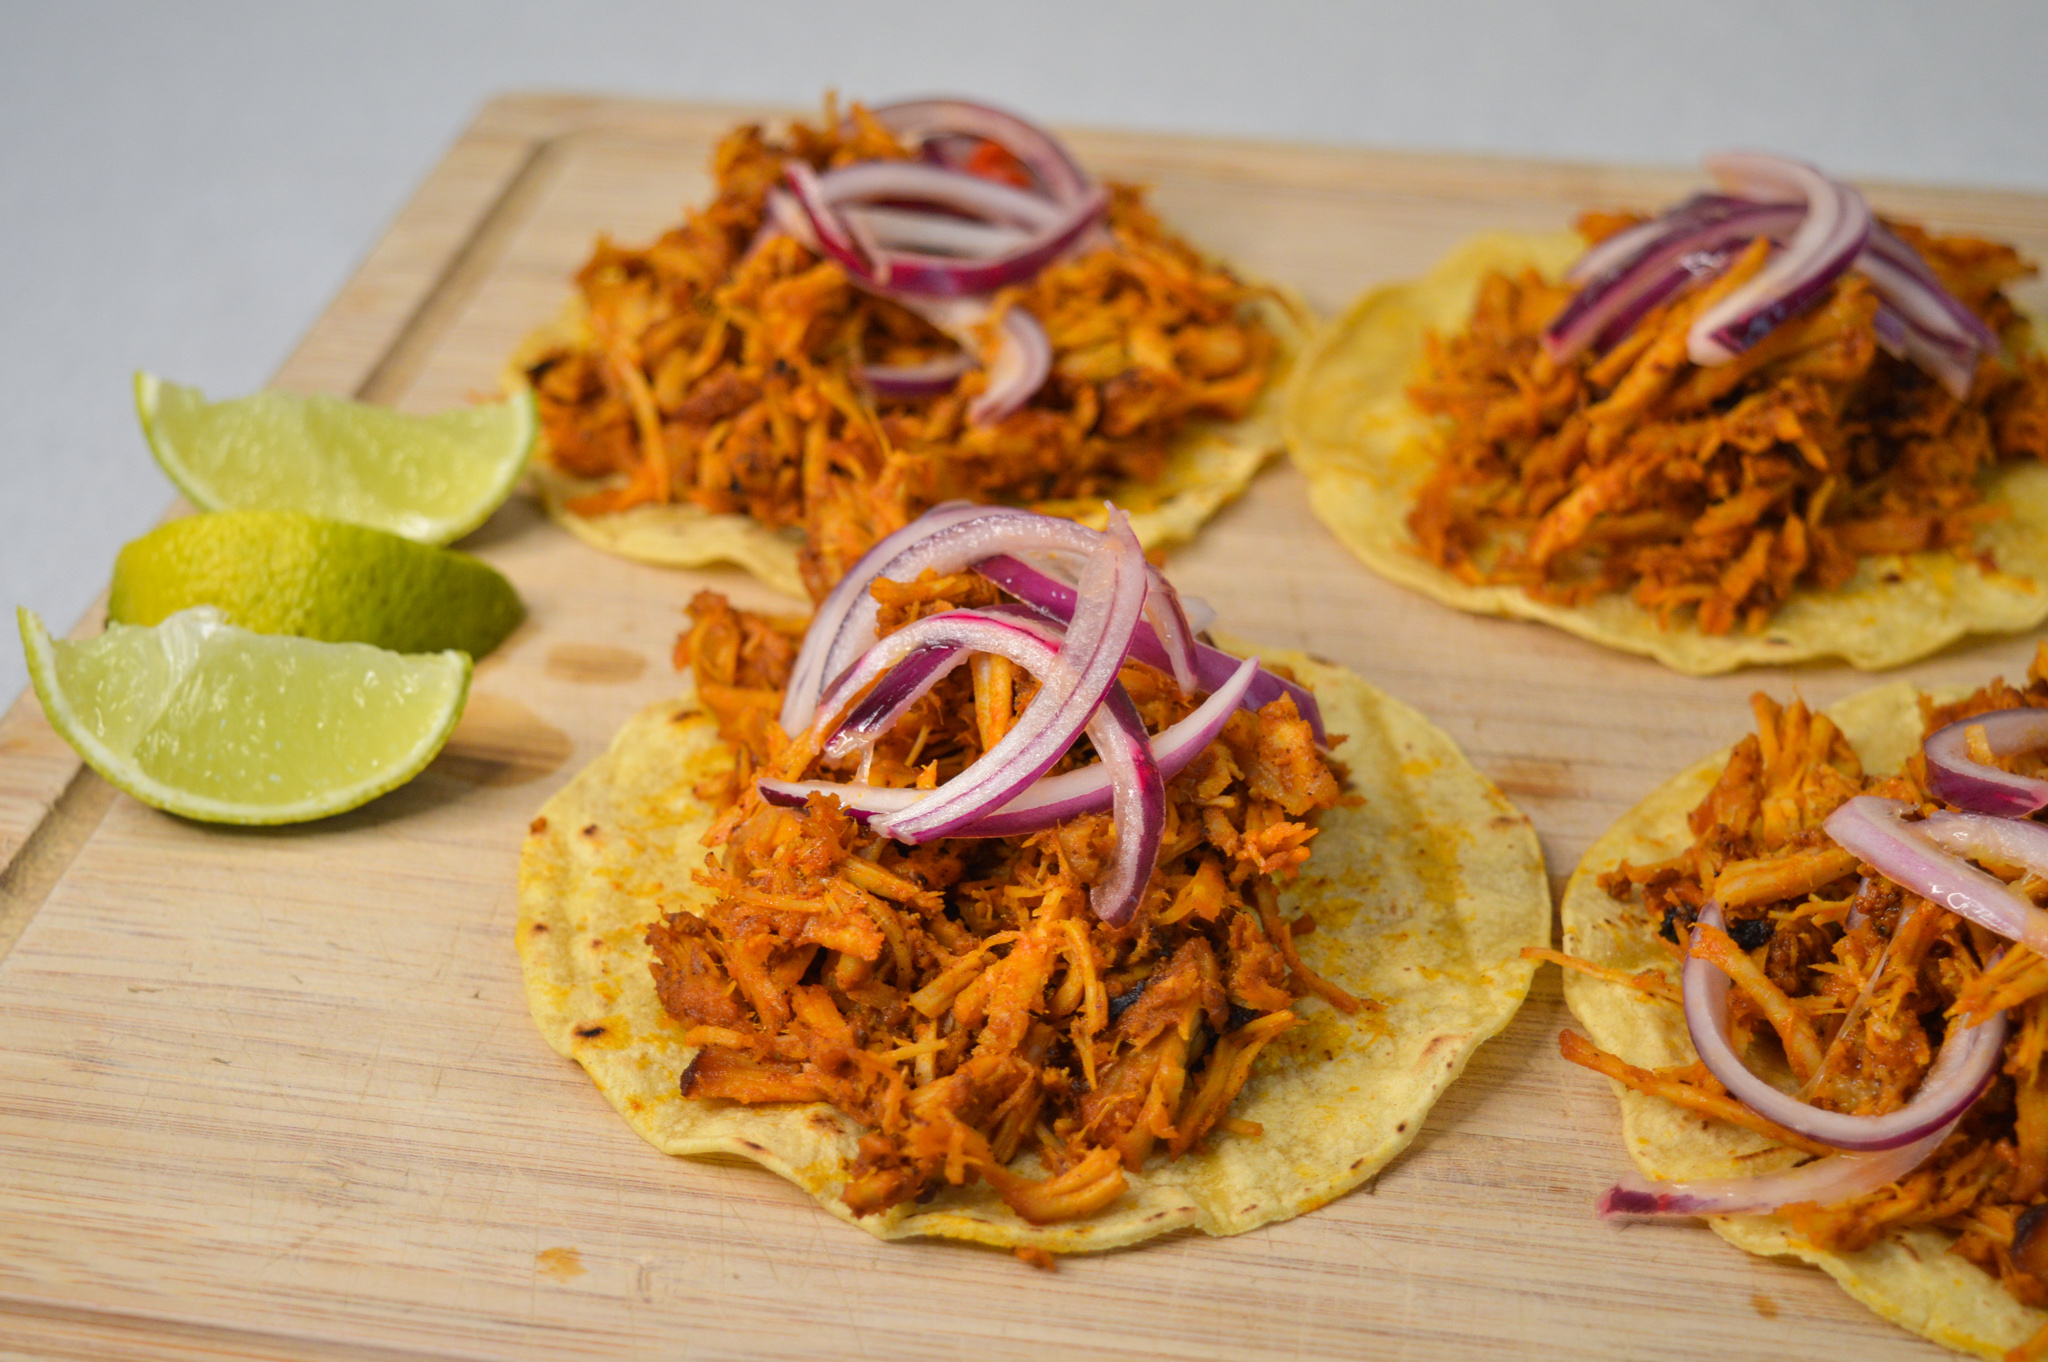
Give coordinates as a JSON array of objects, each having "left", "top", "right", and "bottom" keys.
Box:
[{"left": 5, "top": 94, "right": 2048, "bottom": 1362}]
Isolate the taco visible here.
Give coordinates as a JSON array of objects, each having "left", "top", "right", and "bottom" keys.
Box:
[
  {"left": 517, "top": 505, "right": 1547, "bottom": 1253},
  {"left": 1285, "top": 153, "right": 2048, "bottom": 674},
  {"left": 510, "top": 96, "right": 1300, "bottom": 602},
  {"left": 1557, "top": 646, "right": 2048, "bottom": 1358}
]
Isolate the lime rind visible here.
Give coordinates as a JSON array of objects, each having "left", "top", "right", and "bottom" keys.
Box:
[
  {"left": 106, "top": 509, "right": 524, "bottom": 660},
  {"left": 20, "top": 606, "right": 471, "bottom": 825},
  {"left": 135, "top": 374, "right": 536, "bottom": 545}
]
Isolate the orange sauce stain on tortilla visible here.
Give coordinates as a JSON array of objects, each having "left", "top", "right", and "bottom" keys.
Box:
[
  {"left": 433, "top": 693, "right": 573, "bottom": 786},
  {"left": 545, "top": 643, "right": 648, "bottom": 685},
  {"left": 536, "top": 1246, "right": 587, "bottom": 1281}
]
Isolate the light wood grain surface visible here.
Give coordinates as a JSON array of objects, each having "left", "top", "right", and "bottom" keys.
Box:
[{"left": 4, "top": 94, "right": 2047, "bottom": 1361}]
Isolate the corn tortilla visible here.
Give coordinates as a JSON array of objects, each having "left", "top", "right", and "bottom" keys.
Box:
[
  {"left": 1559, "top": 680, "right": 2048, "bottom": 1358},
  {"left": 1283, "top": 232, "right": 2048, "bottom": 674},
  {"left": 517, "top": 645, "right": 1548, "bottom": 1251}
]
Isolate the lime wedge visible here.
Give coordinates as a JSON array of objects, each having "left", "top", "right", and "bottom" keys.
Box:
[
  {"left": 20, "top": 606, "right": 470, "bottom": 824},
  {"left": 136, "top": 374, "right": 536, "bottom": 544},
  {"left": 109, "top": 510, "right": 523, "bottom": 659}
]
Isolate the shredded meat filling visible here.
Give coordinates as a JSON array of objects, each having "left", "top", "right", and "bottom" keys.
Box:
[
  {"left": 648, "top": 584, "right": 1353, "bottom": 1225},
  {"left": 526, "top": 98, "right": 1281, "bottom": 599},
  {"left": 1568, "top": 642, "right": 2048, "bottom": 1311},
  {"left": 1406, "top": 214, "right": 2048, "bottom": 635}
]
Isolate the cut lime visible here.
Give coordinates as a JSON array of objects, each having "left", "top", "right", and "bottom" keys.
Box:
[
  {"left": 109, "top": 510, "right": 523, "bottom": 659},
  {"left": 136, "top": 374, "right": 536, "bottom": 544},
  {"left": 20, "top": 606, "right": 470, "bottom": 824}
]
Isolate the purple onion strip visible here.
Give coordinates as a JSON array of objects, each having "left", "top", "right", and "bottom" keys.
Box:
[
  {"left": 1682, "top": 899, "right": 2006, "bottom": 1150},
  {"left": 1687, "top": 152, "right": 1872, "bottom": 364},
  {"left": 1544, "top": 202, "right": 1803, "bottom": 362},
  {"left": 870, "top": 510, "right": 1149, "bottom": 843},
  {"left": 760, "top": 652, "right": 1260, "bottom": 838},
  {"left": 1924, "top": 710, "right": 2048, "bottom": 816},
  {"left": 1825, "top": 795, "right": 2048, "bottom": 955},
  {"left": 864, "top": 98, "right": 1093, "bottom": 206},
  {"left": 1599, "top": 1121, "right": 1957, "bottom": 1219},
  {"left": 972, "top": 553, "right": 1327, "bottom": 743},
  {"left": 780, "top": 501, "right": 996, "bottom": 735},
  {"left": 817, "top": 607, "right": 1062, "bottom": 761}
]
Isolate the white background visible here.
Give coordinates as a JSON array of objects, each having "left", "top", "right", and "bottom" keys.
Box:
[{"left": 4, "top": 0, "right": 2046, "bottom": 705}]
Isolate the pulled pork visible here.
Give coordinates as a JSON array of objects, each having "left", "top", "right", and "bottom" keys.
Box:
[
  {"left": 1565, "top": 643, "right": 2048, "bottom": 1312},
  {"left": 1407, "top": 216, "right": 2048, "bottom": 635},
  {"left": 525, "top": 99, "right": 1280, "bottom": 599},
  {"left": 654, "top": 585, "right": 1354, "bottom": 1224}
]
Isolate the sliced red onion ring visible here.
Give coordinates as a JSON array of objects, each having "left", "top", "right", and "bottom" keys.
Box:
[
  {"left": 869, "top": 511, "right": 1149, "bottom": 843},
  {"left": 968, "top": 306, "right": 1054, "bottom": 423},
  {"left": 972, "top": 553, "right": 1328, "bottom": 743},
  {"left": 781, "top": 501, "right": 996, "bottom": 734},
  {"left": 1917, "top": 808, "right": 2048, "bottom": 882},
  {"left": 812, "top": 607, "right": 1058, "bottom": 760},
  {"left": 1563, "top": 193, "right": 1751, "bottom": 284},
  {"left": 843, "top": 204, "right": 1033, "bottom": 257},
  {"left": 767, "top": 571, "right": 1164, "bottom": 924},
  {"left": 1683, "top": 899, "right": 2006, "bottom": 1150},
  {"left": 1687, "top": 152, "right": 1872, "bottom": 365},
  {"left": 1874, "top": 304, "right": 1980, "bottom": 399},
  {"left": 795, "top": 505, "right": 1183, "bottom": 733},
  {"left": 785, "top": 161, "right": 1106, "bottom": 299},
  {"left": 1599, "top": 1120, "right": 1957, "bottom": 1219},
  {"left": 1864, "top": 220, "right": 1999, "bottom": 351},
  {"left": 826, "top": 649, "right": 1162, "bottom": 926},
  {"left": 1825, "top": 796, "right": 2048, "bottom": 954},
  {"left": 864, "top": 98, "right": 1092, "bottom": 206},
  {"left": 1924, "top": 709, "right": 2048, "bottom": 816},
  {"left": 856, "top": 351, "right": 974, "bottom": 399},
  {"left": 783, "top": 160, "right": 874, "bottom": 274},
  {"left": 1545, "top": 201, "right": 1803, "bottom": 362},
  {"left": 803, "top": 158, "right": 1063, "bottom": 230},
  {"left": 761, "top": 651, "right": 1260, "bottom": 838}
]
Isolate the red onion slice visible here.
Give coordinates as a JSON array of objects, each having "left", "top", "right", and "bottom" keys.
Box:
[
  {"left": 781, "top": 501, "right": 997, "bottom": 734},
  {"left": 1917, "top": 808, "right": 2048, "bottom": 882},
  {"left": 786, "top": 161, "right": 1106, "bottom": 300},
  {"left": 1545, "top": 201, "right": 1804, "bottom": 362},
  {"left": 868, "top": 190, "right": 1106, "bottom": 298},
  {"left": 1687, "top": 153, "right": 1872, "bottom": 365},
  {"left": 760, "top": 652, "right": 1260, "bottom": 837},
  {"left": 1683, "top": 900, "right": 2006, "bottom": 1150},
  {"left": 805, "top": 159, "right": 1064, "bottom": 230},
  {"left": 1599, "top": 1120, "right": 1957, "bottom": 1219},
  {"left": 782, "top": 160, "right": 875, "bottom": 275},
  {"left": 798, "top": 506, "right": 1181, "bottom": 730},
  {"left": 870, "top": 510, "right": 1149, "bottom": 843},
  {"left": 1924, "top": 709, "right": 2048, "bottom": 816},
  {"left": 972, "top": 553, "right": 1328, "bottom": 744},
  {"left": 1084, "top": 682, "right": 1167, "bottom": 925},
  {"left": 767, "top": 598, "right": 1166, "bottom": 923},
  {"left": 814, "top": 608, "right": 1057, "bottom": 760},
  {"left": 967, "top": 306, "right": 1054, "bottom": 423},
  {"left": 856, "top": 351, "right": 974, "bottom": 399},
  {"left": 842, "top": 204, "right": 1033, "bottom": 258},
  {"left": 1863, "top": 220, "right": 1999, "bottom": 352},
  {"left": 972, "top": 553, "right": 1197, "bottom": 689},
  {"left": 1873, "top": 303, "right": 1980, "bottom": 399},
  {"left": 864, "top": 98, "right": 1093, "bottom": 206},
  {"left": 1563, "top": 192, "right": 1751, "bottom": 284},
  {"left": 1825, "top": 795, "right": 2048, "bottom": 954}
]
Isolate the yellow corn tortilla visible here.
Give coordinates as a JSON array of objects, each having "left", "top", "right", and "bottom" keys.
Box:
[
  {"left": 517, "top": 644, "right": 1549, "bottom": 1252},
  {"left": 1560, "top": 680, "right": 2047, "bottom": 1358},
  {"left": 511, "top": 295, "right": 1306, "bottom": 602},
  {"left": 1283, "top": 231, "right": 2048, "bottom": 674}
]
